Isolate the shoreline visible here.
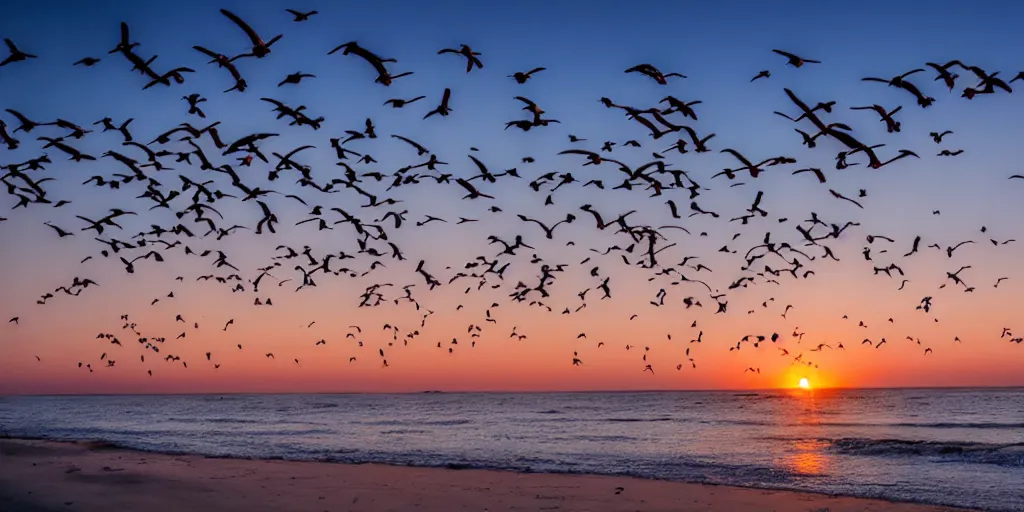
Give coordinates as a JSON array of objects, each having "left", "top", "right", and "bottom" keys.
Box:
[{"left": 1, "top": 437, "right": 975, "bottom": 512}]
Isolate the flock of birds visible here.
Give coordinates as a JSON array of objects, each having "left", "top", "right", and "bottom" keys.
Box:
[{"left": 2, "top": 8, "right": 1023, "bottom": 383}]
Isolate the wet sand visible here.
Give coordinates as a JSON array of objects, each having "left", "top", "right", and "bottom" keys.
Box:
[{"left": 0, "top": 438, "right": 972, "bottom": 511}]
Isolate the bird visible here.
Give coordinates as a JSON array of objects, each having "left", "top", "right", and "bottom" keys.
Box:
[
  {"left": 772, "top": 49, "right": 820, "bottom": 67},
  {"left": 43, "top": 222, "right": 75, "bottom": 238},
  {"left": 1, "top": 39, "right": 37, "bottom": 66},
  {"left": 73, "top": 57, "right": 100, "bottom": 67},
  {"left": 384, "top": 96, "right": 426, "bottom": 109},
  {"left": 424, "top": 89, "right": 453, "bottom": 119},
  {"left": 285, "top": 9, "right": 318, "bottom": 21},
  {"left": 625, "top": 63, "right": 685, "bottom": 84},
  {"left": 278, "top": 72, "right": 315, "bottom": 87},
  {"left": 438, "top": 44, "right": 482, "bottom": 73},
  {"left": 862, "top": 68, "right": 925, "bottom": 88},
  {"left": 220, "top": 9, "right": 282, "bottom": 60},
  {"left": 509, "top": 67, "right": 545, "bottom": 84}
]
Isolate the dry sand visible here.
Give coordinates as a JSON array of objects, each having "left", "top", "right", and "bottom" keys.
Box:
[{"left": 0, "top": 438, "right": 971, "bottom": 512}]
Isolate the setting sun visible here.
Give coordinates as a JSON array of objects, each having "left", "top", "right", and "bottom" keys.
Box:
[{"left": 798, "top": 378, "right": 811, "bottom": 390}]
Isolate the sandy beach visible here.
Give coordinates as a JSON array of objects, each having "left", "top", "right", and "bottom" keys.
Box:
[{"left": 0, "top": 438, "right": 972, "bottom": 512}]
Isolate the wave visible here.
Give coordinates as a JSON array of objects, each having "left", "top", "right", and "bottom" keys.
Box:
[
  {"left": 2, "top": 426, "right": 336, "bottom": 439},
  {"left": 830, "top": 437, "right": 1024, "bottom": 467},
  {"left": 700, "top": 419, "right": 773, "bottom": 426},
  {"left": 603, "top": 417, "right": 674, "bottom": 423},
  {"left": 309, "top": 402, "right": 340, "bottom": 409},
  {"left": 818, "top": 421, "right": 1024, "bottom": 429},
  {"left": 167, "top": 417, "right": 264, "bottom": 424},
  {"left": 573, "top": 434, "right": 637, "bottom": 442},
  {"left": 353, "top": 419, "right": 473, "bottom": 427}
]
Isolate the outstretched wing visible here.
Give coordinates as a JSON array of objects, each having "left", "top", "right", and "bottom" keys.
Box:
[{"left": 220, "top": 9, "right": 261, "bottom": 46}]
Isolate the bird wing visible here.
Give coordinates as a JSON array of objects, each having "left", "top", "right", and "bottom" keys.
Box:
[
  {"left": 119, "top": 23, "right": 130, "bottom": 46},
  {"left": 558, "top": 149, "right": 598, "bottom": 157},
  {"left": 680, "top": 125, "right": 701, "bottom": 143},
  {"left": 898, "top": 80, "right": 926, "bottom": 98},
  {"left": 260, "top": 97, "right": 286, "bottom": 108},
  {"left": 5, "top": 109, "right": 29, "bottom": 124},
  {"left": 720, "top": 148, "right": 754, "bottom": 167},
  {"left": 468, "top": 154, "right": 489, "bottom": 174},
  {"left": 513, "top": 96, "right": 536, "bottom": 108},
  {"left": 391, "top": 135, "right": 426, "bottom": 152},
  {"left": 284, "top": 145, "right": 315, "bottom": 158},
  {"left": 454, "top": 178, "right": 478, "bottom": 194},
  {"left": 220, "top": 9, "right": 262, "bottom": 46},
  {"left": 327, "top": 42, "right": 352, "bottom": 55}
]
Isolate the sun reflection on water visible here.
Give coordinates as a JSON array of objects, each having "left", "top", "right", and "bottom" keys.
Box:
[
  {"left": 779, "top": 389, "right": 832, "bottom": 476},
  {"left": 784, "top": 438, "right": 831, "bottom": 476}
]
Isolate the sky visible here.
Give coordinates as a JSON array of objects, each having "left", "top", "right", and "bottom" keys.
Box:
[{"left": 1, "top": 0, "right": 1023, "bottom": 395}]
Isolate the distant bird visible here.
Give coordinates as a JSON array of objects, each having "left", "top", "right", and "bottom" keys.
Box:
[
  {"left": 383, "top": 96, "right": 426, "bottom": 109},
  {"left": 1, "top": 38, "right": 37, "bottom": 67},
  {"left": 73, "top": 57, "right": 100, "bottom": 67},
  {"left": 509, "top": 67, "right": 545, "bottom": 84},
  {"left": 424, "top": 88, "right": 453, "bottom": 119},
  {"left": 772, "top": 49, "right": 819, "bottom": 67},
  {"left": 43, "top": 222, "right": 75, "bottom": 238},
  {"left": 438, "top": 44, "right": 482, "bottom": 73},
  {"left": 285, "top": 9, "right": 318, "bottom": 21},
  {"left": 625, "top": 63, "right": 684, "bottom": 84},
  {"left": 862, "top": 68, "right": 925, "bottom": 88},
  {"left": 278, "top": 72, "right": 315, "bottom": 87}
]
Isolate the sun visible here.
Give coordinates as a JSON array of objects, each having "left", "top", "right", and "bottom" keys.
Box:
[{"left": 798, "top": 377, "right": 811, "bottom": 390}]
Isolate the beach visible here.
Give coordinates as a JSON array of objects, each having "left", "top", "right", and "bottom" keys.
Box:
[{"left": 0, "top": 438, "right": 972, "bottom": 512}]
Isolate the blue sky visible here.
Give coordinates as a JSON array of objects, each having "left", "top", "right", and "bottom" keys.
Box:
[{"left": 2, "top": 0, "right": 1023, "bottom": 392}]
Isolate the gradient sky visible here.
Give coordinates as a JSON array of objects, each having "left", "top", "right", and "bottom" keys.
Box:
[{"left": 2, "top": 0, "right": 1023, "bottom": 395}]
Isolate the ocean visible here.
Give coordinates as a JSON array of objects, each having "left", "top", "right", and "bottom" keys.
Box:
[{"left": 1, "top": 388, "right": 1022, "bottom": 511}]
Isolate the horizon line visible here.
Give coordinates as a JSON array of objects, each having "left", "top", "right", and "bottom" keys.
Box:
[{"left": 3, "top": 384, "right": 1022, "bottom": 398}]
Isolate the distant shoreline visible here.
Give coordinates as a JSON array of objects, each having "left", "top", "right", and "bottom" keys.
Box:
[{"left": 0, "top": 437, "right": 977, "bottom": 512}]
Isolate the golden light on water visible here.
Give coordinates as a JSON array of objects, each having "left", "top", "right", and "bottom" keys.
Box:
[{"left": 799, "top": 377, "right": 811, "bottom": 389}]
